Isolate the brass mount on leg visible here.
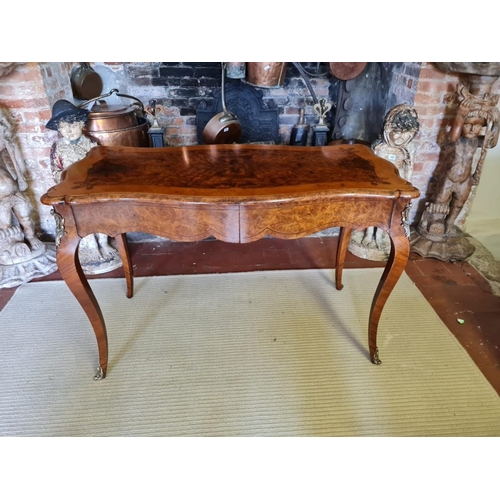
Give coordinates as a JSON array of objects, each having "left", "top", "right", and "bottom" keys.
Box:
[{"left": 94, "top": 365, "right": 104, "bottom": 381}]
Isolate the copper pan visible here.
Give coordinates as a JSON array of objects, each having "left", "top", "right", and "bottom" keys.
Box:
[
  {"left": 329, "top": 62, "right": 367, "bottom": 80},
  {"left": 71, "top": 63, "right": 103, "bottom": 100},
  {"left": 202, "top": 63, "right": 242, "bottom": 144}
]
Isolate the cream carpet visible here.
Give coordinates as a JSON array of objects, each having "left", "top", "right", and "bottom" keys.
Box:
[{"left": 1, "top": 268, "right": 499, "bottom": 436}]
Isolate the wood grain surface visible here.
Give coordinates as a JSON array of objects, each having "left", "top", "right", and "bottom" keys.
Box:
[
  {"left": 41, "top": 144, "right": 420, "bottom": 379},
  {"left": 42, "top": 143, "right": 417, "bottom": 203}
]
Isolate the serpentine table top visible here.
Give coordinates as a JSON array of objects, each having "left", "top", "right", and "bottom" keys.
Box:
[{"left": 41, "top": 144, "right": 420, "bottom": 380}]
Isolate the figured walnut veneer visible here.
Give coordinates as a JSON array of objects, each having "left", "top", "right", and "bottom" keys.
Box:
[{"left": 41, "top": 143, "right": 419, "bottom": 379}]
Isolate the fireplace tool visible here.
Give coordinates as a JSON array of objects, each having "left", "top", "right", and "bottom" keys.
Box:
[{"left": 289, "top": 108, "right": 309, "bottom": 146}]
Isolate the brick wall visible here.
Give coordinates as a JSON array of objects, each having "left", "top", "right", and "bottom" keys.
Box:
[
  {"left": 99, "top": 62, "right": 331, "bottom": 147},
  {"left": 1, "top": 61, "right": 496, "bottom": 241},
  {"left": 389, "top": 62, "right": 421, "bottom": 105},
  {"left": 411, "top": 62, "right": 462, "bottom": 223},
  {"left": 411, "top": 62, "right": 500, "bottom": 228},
  {"left": 0, "top": 62, "right": 73, "bottom": 235}
]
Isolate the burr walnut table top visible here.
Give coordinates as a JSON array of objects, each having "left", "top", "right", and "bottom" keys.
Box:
[
  {"left": 42, "top": 143, "right": 417, "bottom": 203},
  {"left": 41, "top": 143, "right": 420, "bottom": 380}
]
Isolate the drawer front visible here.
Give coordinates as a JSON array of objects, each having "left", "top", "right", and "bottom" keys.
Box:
[
  {"left": 72, "top": 200, "right": 240, "bottom": 243},
  {"left": 239, "top": 197, "right": 394, "bottom": 243}
]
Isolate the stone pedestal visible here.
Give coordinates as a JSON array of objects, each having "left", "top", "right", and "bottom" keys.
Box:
[
  {"left": 410, "top": 227, "right": 475, "bottom": 262},
  {"left": 348, "top": 229, "right": 391, "bottom": 261},
  {"left": 0, "top": 241, "right": 57, "bottom": 289},
  {"left": 78, "top": 234, "right": 122, "bottom": 275}
]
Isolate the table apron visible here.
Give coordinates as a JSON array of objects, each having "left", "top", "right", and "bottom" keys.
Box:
[
  {"left": 69, "top": 195, "right": 396, "bottom": 244},
  {"left": 71, "top": 201, "right": 240, "bottom": 243}
]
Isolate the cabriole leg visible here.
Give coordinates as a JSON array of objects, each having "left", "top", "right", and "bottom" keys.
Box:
[
  {"left": 335, "top": 227, "right": 352, "bottom": 290},
  {"left": 368, "top": 223, "right": 410, "bottom": 365},
  {"left": 52, "top": 206, "right": 109, "bottom": 380},
  {"left": 115, "top": 233, "right": 133, "bottom": 298}
]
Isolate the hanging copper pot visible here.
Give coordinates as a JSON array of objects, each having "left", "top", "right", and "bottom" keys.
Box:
[
  {"left": 70, "top": 63, "right": 103, "bottom": 100},
  {"left": 246, "top": 62, "right": 288, "bottom": 88}
]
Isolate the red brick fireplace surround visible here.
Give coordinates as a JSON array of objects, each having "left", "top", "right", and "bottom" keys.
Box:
[{"left": 1, "top": 62, "right": 495, "bottom": 243}]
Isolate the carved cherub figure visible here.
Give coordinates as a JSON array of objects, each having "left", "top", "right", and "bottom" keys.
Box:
[
  {"left": 361, "top": 104, "right": 419, "bottom": 249},
  {"left": 421, "top": 84, "right": 499, "bottom": 237}
]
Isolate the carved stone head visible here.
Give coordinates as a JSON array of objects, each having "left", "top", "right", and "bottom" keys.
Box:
[{"left": 450, "top": 83, "right": 500, "bottom": 147}]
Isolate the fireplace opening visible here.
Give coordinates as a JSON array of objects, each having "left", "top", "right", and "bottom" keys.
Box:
[{"left": 192, "top": 62, "right": 420, "bottom": 146}]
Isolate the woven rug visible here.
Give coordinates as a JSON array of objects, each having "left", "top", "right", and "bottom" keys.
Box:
[{"left": 1, "top": 268, "right": 499, "bottom": 436}]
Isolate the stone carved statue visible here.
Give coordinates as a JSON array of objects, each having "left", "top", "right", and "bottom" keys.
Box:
[
  {"left": 411, "top": 83, "right": 500, "bottom": 261},
  {"left": 46, "top": 100, "right": 122, "bottom": 275},
  {"left": 348, "top": 104, "right": 419, "bottom": 261},
  {"left": 0, "top": 108, "right": 57, "bottom": 288}
]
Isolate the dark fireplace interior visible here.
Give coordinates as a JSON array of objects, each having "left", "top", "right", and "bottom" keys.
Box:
[
  {"left": 329, "top": 62, "right": 420, "bottom": 144},
  {"left": 125, "top": 62, "right": 421, "bottom": 147},
  {"left": 196, "top": 81, "right": 280, "bottom": 144}
]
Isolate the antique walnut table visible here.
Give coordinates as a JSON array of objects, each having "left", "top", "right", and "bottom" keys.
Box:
[{"left": 41, "top": 144, "right": 420, "bottom": 380}]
